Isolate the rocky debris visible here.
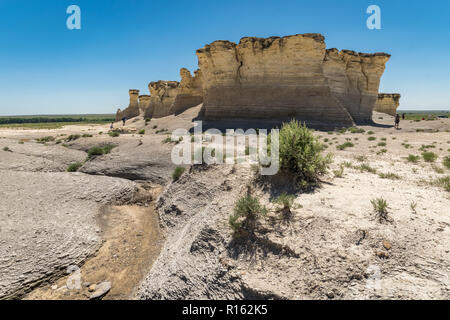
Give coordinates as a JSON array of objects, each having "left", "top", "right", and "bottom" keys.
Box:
[
  {"left": 89, "top": 281, "right": 111, "bottom": 300},
  {"left": 196, "top": 34, "right": 390, "bottom": 125},
  {"left": 0, "top": 170, "right": 137, "bottom": 299},
  {"left": 116, "top": 90, "right": 141, "bottom": 121},
  {"left": 374, "top": 93, "right": 401, "bottom": 116}
]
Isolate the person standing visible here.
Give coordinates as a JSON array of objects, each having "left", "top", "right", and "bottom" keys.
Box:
[
  {"left": 395, "top": 114, "right": 400, "bottom": 129},
  {"left": 122, "top": 117, "right": 126, "bottom": 126}
]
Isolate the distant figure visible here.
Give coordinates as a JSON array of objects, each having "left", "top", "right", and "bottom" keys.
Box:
[
  {"left": 122, "top": 117, "right": 126, "bottom": 126},
  {"left": 110, "top": 122, "right": 114, "bottom": 130},
  {"left": 395, "top": 114, "right": 400, "bottom": 129},
  {"left": 402, "top": 113, "right": 405, "bottom": 120}
]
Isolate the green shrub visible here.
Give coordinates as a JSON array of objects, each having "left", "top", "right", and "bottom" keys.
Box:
[
  {"left": 108, "top": 131, "right": 120, "bottom": 138},
  {"left": 278, "top": 120, "right": 332, "bottom": 186},
  {"left": 36, "top": 136, "right": 55, "bottom": 143},
  {"left": 229, "top": 196, "right": 267, "bottom": 235},
  {"left": 431, "top": 176, "right": 450, "bottom": 191},
  {"left": 273, "top": 193, "right": 296, "bottom": 213},
  {"left": 348, "top": 127, "right": 365, "bottom": 134},
  {"left": 377, "top": 142, "right": 387, "bottom": 147},
  {"left": 333, "top": 165, "right": 345, "bottom": 178},
  {"left": 87, "top": 144, "right": 115, "bottom": 158},
  {"left": 371, "top": 197, "right": 389, "bottom": 222},
  {"left": 337, "top": 142, "right": 354, "bottom": 150},
  {"left": 2, "top": 146, "right": 11, "bottom": 152},
  {"left": 357, "top": 163, "right": 377, "bottom": 174},
  {"left": 407, "top": 155, "right": 420, "bottom": 163},
  {"left": 138, "top": 129, "right": 145, "bottom": 135},
  {"left": 82, "top": 134, "right": 93, "bottom": 138},
  {"left": 368, "top": 136, "right": 376, "bottom": 141},
  {"left": 378, "top": 172, "right": 401, "bottom": 180},
  {"left": 367, "top": 131, "right": 375, "bottom": 135},
  {"left": 67, "top": 162, "right": 83, "bottom": 172},
  {"left": 153, "top": 125, "right": 158, "bottom": 129},
  {"left": 66, "top": 134, "right": 81, "bottom": 142},
  {"left": 172, "top": 166, "right": 186, "bottom": 182},
  {"left": 422, "top": 152, "right": 438, "bottom": 162},
  {"left": 443, "top": 156, "right": 450, "bottom": 169}
]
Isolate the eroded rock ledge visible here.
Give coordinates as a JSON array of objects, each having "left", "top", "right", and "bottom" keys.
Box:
[{"left": 374, "top": 93, "right": 401, "bottom": 116}]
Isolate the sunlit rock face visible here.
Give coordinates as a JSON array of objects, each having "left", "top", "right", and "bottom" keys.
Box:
[
  {"left": 115, "top": 89, "right": 140, "bottom": 121},
  {"left": 196, "top": 33, "right": 391, "bottom": 125},
  {"left": 374, "top": 93, "right": 401, "bottom": 116},
  {"left": 144, "top": 81, "right": 180, "bottom": 119},
  {"left": 172, "top": 68, "right": 203, "bottom": 115}
]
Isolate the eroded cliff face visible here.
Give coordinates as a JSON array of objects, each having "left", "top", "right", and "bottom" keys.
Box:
[
  {"left": 115, "top": 90, "right": 141, "bottom": 121},
  {"left": 144, "top": 81, "right": 180, "bottom": 119},
  {"left": 323, "top": 49, "right": 391, "bottom": 122},
  {"left": 172, "top": 68, "right": 203, "bottom": 115},
  {"left": 374, "top": 93, "right": 401, "bottom": 116},
  {"left": 196, "top": 34, "right": 391, "bottom": 124}
]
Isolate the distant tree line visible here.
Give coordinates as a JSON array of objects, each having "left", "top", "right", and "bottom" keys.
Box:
[{"left": 0, "top": 117, "right": 115, "bottom": 125}]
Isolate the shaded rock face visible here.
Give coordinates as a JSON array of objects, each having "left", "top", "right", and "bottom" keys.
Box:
[
  {"left": 144, "top": 81, "right": 180, "bottom": 119},
  {"left": 172, "top": 68, "right": 204, "bottom": 115},
  {"left": 374, "top": 93, "right": 401, "bottom": 116},
  {"left": 139, "top": 95, "right": 151, "bottom": 115},
  {"left": 323, "top": 49, "right": 391, "bottom": 122},
  {"left": 115, "top": 90, "right": 140, "bottom": 121},
  {"left": 196, "top": 34, "right": 391, "bottom": 125}
]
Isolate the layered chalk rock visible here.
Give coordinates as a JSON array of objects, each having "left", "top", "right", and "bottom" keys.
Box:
[
  {"left": 144, "top": 81, "right": 180, "bottom": 119},
  {"left": 139, "top": 95, "right": 151, "bottom": 115},
  {"left": 323, "top": 49, "right": 391, "bottom": 122},
  {"left": 172, "top": 68, "right": 204, "bottom": 115},
  {"left": 196, "top": 34, "right": 391, "bottom": 125},
  {"left": 374, "top": 93, "right": 401, "bottom": 116},
  {"left": 115, "top": 90, "right": 141, "bottom": 121}
]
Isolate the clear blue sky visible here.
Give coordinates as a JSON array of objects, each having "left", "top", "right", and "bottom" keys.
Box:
[{"left": 0, "top": 0, "right": 449, "bottom": 115}]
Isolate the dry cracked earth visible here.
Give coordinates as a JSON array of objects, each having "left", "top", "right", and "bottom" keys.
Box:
[{"left": 0, "top": 108, "right": 449, "bottom": 300}]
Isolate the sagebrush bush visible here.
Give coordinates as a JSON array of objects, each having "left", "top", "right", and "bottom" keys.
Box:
[
  {"left": 443, "top": 156, "right": 450, "bottom": 169},
  {"left": 66, "top": 134, "right": 80, "bottom": 142},
  {"left": 172, "top": 166, "right": 186, "bottom": 182},
  {"left": 277, "top": 120, "right": 332, "bottom": 186},
  {"left": 138, "top": 129, "right": 145, "bottom": 135},
  {"left": 432, "top": 176, "right": 450, "bottom": 192},
  {"left": 229, "top": 196, "right": 267, "bottom": 235},
  {"left": 337, "top": 142, "right": 354, "bottom": 150},
  {"left": 36, "top": 136, "right": 55, "bottom": 143},
  {"left": 273, "top": 193, "right": 296, "bottom": 212},
  {"left": 407, "top": 154, "right": 420, "bottom": 163},
  {"left": 87, "top": 144, "right": 115, "bottom": 158},
  {"left": 67, "top": 162, "right": 83, "bottom": 172},
  {"left": 108, "top": 131, "right": 120, "bottom": 138},
  {"left": 422, "top": 152, "right": 438, "bottom": 162}
]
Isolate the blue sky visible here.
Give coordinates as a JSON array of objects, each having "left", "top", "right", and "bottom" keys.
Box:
[{"left": 0, "top": 0, "right": 449, "bottom": 115}]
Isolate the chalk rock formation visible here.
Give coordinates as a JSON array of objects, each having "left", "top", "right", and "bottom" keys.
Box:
[
  {"left": 172, "top": 68, "right": 204, "bottom": 115},
  {"left": 323, "top": 49, "right": 391, "bottom": 122},
  {"left": 374, "top": 93, "right": 401, "bottom": 116},
  {"left": 139, "top": 95, "right": 151, "bottom": 115},
  {"left": 144, "top": 81, "right": 180, "bottom": 119},
  {"left": 196, "top": 34, "right": 391, "bottom": 124},
  {"left": 115, "top": 89, "right": 140, "bottom": 121}
]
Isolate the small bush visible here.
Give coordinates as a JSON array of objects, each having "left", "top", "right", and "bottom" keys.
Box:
[
  {"left": 138, "top": 129, "right": 145, "bottom": 135},
  {"left": 82, "top": 134, "right": 93, "bottom": 138},
  {"left": 377, "top": 142, "right": 387, "bottom": 147},
  {"left": 443, "top": 156, "right": 450, "bottom": 169},
  {"left": 153, "top": 125, "right": 158, "bottom": 129},
  {"left": 156, "top": 129, "right": 168, "bottom": 134},
  {"left": 378, "top": 172, "right": 401, "bottom": 180},
  {"left": 67, "top": 162, "right": 83, "bottom": 172},
  {"left": 367, "top": 131, "right": 375, "bottom": 135},
  {"left": 2, "top": 146, "right": 11, "bottom": 152},
  {"left": 431, "top": 176, "right": 450, "bottom": 192},
  {"left": 333, "top": 165, "right": 345, "bottom": 178},
  {"left": 172, "top": 166, "right": 186, "bottom": 182},
  {"left": 357, "top": 163, "right": 377, "bottom": 174},
  {"left": 278, "top": 120, "right": 332, "bottom": 186},
  {"left": 229, "top": 196, "right": 267, "bottom": 235},
  {"left": 348, "top": 127, "right": 365, "bottom": 134},
  {"left": 87, "top": 144, "right": 115, "bottom": 158},
  {"left": 432, "top": 165, "right": 444, "bottom": 174},
  {"left": 371, "top": 197, "right": 389, "bottom": 222},
  {"left": 66, "top": 134, "right": 81, "bottom": 142},
  {"left": 273, "top": 193, "right": 296, "bottom": 213},
  {"left": 108, "top": 131, "right": 120, "bottom": 138},
  {"left": 36, "top": 136, "right": 55, "bottom": 143},
  {"left": 407, "top": 155, "right": 420, "bottom": 163},
  {"left": 337, "top": 142, "right": 354, "bottom": 150},
  {"left": 422, "top": 152, "right": 438, "bottom": 162}
]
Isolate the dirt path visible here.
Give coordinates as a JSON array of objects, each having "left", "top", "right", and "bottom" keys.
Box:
[{"left": 24, "top": 188, "right": 163, "bottom": 300}]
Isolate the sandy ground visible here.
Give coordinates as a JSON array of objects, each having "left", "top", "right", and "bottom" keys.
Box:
[{"left": 0, "top": 109, "right": 449, "bottom": 300}]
